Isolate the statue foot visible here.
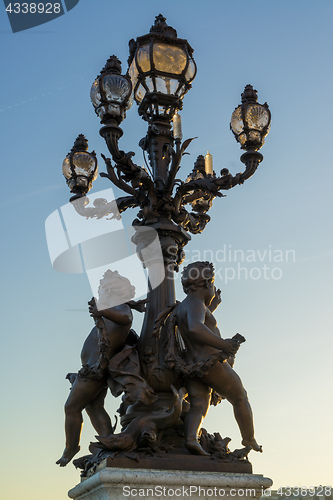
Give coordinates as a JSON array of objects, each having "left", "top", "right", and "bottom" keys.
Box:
[
  {"left": 242, "top": 438, "right": 262, "bottom": 452},
  {"left": 185, "top": 439, "right": 210, "bottom": 456},
  {"left": 56, "top": 446, "right": 80, "bottom": 466}
]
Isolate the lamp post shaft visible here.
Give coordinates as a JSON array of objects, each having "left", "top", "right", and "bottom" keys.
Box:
[
  {"left": 146, "top": 121, "right": 173, "bottom": 182},
  {"left": 133, "top": 217, "right": 190, "bottom": 392}
]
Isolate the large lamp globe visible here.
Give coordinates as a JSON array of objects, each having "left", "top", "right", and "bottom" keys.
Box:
[{"left": 128, "top": 14, "right": 196, "bottom": 121}]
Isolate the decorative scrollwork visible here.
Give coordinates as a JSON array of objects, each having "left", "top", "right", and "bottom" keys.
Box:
[{"left": 80, "top": 121, "right": 263, "bottom": 236}]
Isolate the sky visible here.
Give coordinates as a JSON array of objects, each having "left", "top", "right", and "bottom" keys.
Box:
[{"left": 0, "top": 1, "right": 332, "bottom": 499}]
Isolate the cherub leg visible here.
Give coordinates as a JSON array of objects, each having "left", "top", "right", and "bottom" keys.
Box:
[
  {"left": 202, "top": 362, "right": 262, "bottom": 452},
  {"left": 85, "top": 386, "right": 113, "bottom": 436},
  {"left": 56, "top": 377, "right": 107, "bottom": 466},
  {"left": 184, "top": 378, "right": 211, "bottom": 456}
]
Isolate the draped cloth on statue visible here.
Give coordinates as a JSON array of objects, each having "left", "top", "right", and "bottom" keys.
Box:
[
  {"left": 108, "top": 345, "right": 158, "bottom": 406},
  {"left": 153, "top": 303, "right": 229, "bottom": 378},
  {"left": 153, "top": 302, "right": 227, "bottom": 406}
]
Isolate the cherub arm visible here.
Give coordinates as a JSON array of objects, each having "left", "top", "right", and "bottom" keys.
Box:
[
  {"left": 187, "top": 300, "right": 239, "bottom": 356},
  {"left": 88, "top": 299, "right": 133, "bottom": 326}
]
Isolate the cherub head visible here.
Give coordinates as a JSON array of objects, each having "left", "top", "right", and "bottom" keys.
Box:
[
  {"left": 97, "top": 270, "right": 135, "bottom": 309},
  {"left": 181, "top": 261, "right": 215, "bottom": 305}
]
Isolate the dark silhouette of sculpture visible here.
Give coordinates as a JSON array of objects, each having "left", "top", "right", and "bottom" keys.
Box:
[
  {"left": 56, "top": 270, "right": 150, "bottom": 466},
  {"left": 56, "top": 15, "right": 270, "bottom": 477},
  {"left": 175, "top": 261, "right": 262, "bottom": 455},
  {"left": 94, "top": 385, "right": 186, "bottom": 453},
  {"left": 58, "top": 262, "right": 261, "bottom": 475}
]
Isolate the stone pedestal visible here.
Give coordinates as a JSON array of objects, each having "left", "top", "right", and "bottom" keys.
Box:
[{"left": 68, "top": 468, "right": 273, "bottom": 500}]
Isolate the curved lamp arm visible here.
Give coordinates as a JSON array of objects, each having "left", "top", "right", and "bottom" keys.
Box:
[
  {"left": 70, "top": 195, "right": 138, "bottom": 220},
  {"left": 100, "top": 121, "right": 154, "bottom": 193},
  {"left": 214, "top": 151, "right": 263, "bottom": 189},
  {"left": 100, "top": 154, "right": 138, "bottom": 196},
  {"left": 238, "top": 151, "right": 263, "bottom": 183},
  {"left": 173, "top": 177, "right": 222, "bottom": 215}
]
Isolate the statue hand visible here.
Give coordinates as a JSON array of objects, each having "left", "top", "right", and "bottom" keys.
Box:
[
  {"left": 209, "top": 287, "right": 222, "bottom": 311},
  {"left": 214, "top": 287, "right": 222, "bottom": 305},
  {"left": 221, "top": 338, "right": 239, "bottom": 356},
  {"left": 88, "top": 297, "right": 102, "bottom": 317}
]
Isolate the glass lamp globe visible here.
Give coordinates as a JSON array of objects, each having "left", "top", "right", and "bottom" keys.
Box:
[
  {"left": 90, "top": 56, "right": 132, "bottom": 124},
  {"left": 127, "top": 14, "right": 196, "bottom": 120},
  {"left": 62, "top": 134, "right": 98, "bottom": 199},
  {"left": 230, "top": 85, "right": 271, "bottom": 151}
]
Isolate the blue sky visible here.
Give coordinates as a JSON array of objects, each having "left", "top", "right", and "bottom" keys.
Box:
[{"left": 1, "top": 1, "right": 332, "bottom": 498}]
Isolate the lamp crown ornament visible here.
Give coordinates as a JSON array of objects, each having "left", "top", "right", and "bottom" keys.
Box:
[
  {"left": 150, "top": 14, "right": 178, "bottom": 38},
  {"left": 194, "top": 154, "right": 206, "bottom": 174},
  {"left": 241, "top": 84, "right": 258, "bottom": 104},
  {"left": 101, "top": 55, "right": 122, "bottom": 74},
  {"left": 70, "top": 133, "right": 89, "bottom": 153}
]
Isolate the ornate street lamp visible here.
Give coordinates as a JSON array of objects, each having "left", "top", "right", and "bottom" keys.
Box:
[
  {"left": 59, "top": 14, "right": 271, "bottom": 478},
  {"left": 128, "top": 13, "right": 196, "bottom": 121},
  {"left": 62, "top": 134, "right": 98, "bottom": 201},
  {"left": 90, "top": 55, "right": 133, "bottom": 125},
  {"left": 230, "top": 84, "right": 271, "bottom": 179},
  {"left": 230, "top": 84, "right": 271, "bottom": 151}
]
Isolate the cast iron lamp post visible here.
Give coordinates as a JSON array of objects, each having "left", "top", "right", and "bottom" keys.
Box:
[{"left": 62, "top": 14, "right": 270, "bottom": 394}]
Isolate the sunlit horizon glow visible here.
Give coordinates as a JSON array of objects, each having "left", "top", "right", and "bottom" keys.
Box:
[{"left": 0, "top": 1, "right": 332, "bottom": 499}]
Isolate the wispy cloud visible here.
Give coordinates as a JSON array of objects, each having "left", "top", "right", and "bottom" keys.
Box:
[
  {"left": 0, "top": 184, "right": 65, "bottom": 205},
  {"left": 0, "top": 70, "right": 91, "bottom": 113}
]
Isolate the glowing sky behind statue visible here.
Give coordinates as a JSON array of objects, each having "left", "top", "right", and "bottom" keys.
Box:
[{"left": 0, "top": 1, "right": 332, "bottom": 499}]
